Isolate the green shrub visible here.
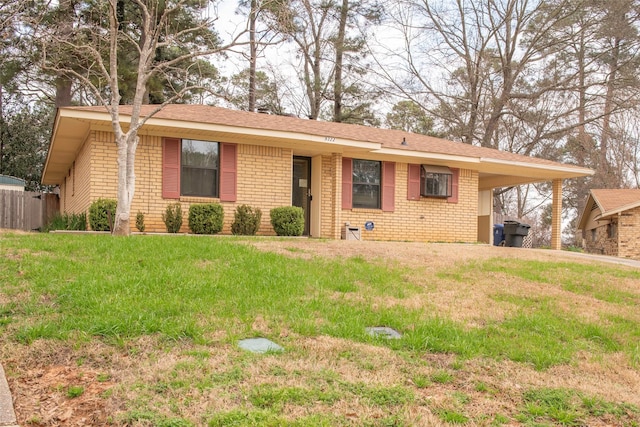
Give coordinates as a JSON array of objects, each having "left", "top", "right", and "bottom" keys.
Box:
[
  {"left": 42, "top": 212, "right": 87, "bottom": 232},
  {"left": 135, "top": 211, "right": 146, "bottom": 232},
  {"left": 188, "top": 203, "right": 224, "bottom": 235},
  {"left": 162, "top": 203, "right": 183, "bottom": 233},
  {"left": 88, "top": 198, "right": 117, "bottom": 231},
  {"left": 270, "top": 206, "right": 304, "bottom": 236},
  {"left": 231, "top": 204, "right": 262, "bottom": 235}
]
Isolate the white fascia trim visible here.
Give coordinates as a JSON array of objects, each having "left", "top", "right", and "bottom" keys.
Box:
[
  {"left": 371, "top": 148, "right": 481, "bottom": 165},
  {"left": 480, "top": 157, "right": 595, "bottom": 176},
  {"left": 41, "top": 111, "right": 65, "bottom": 184},
  {"left": 598, "top": 202, "right": 640, "bottom": 219}
]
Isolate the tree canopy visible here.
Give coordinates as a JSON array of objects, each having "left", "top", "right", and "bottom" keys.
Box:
[{"left": 2, "top": 0, "right": 640, "bottom": 241}]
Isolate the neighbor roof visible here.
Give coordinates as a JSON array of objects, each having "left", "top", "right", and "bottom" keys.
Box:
[
  {"left": 577, "top": 189, "right": 640, "bottom": 230},
  {"left": 0, "top": 175, "right": 26, "bottom": 187},
  {"left": 42, "top": 104, "right": 594, "bottom": 187},
  {"left": 591, "top": 189, "right": 640, "bottom": 218}
]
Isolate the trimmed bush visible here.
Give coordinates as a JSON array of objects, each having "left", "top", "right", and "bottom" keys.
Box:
[
  {"left": 188, "top": 203, "right": 224, "bottom": 235},
  {"left": 42, "top": 212, "right": 87, "bottom": 232},
  {"left": 162, "top": 203, "right": 183, "bottom": 233},
  {"left": 88, "top": 198, "right": 117, "bottom": 231},
  {"left": 231, "top": 204, "right": 262, "bottom": 236},
  {"left": 135, "top": 211, "right": 146, "bottom": 232},
  {"left": 270, "top": 206, "right": 304, "bottom": 236}
]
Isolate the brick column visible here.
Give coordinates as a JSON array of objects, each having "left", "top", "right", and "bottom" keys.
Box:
[
  {"left": 551, "top": 179, "right": 562, "bottom": 250},
  {"left": 331, "top": 153, "right": 342, "bottom": 239}
]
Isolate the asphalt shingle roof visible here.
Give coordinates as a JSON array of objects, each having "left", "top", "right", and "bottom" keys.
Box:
[
  {"left": 68, "top": 104, "right": 583, "bottom": 169},
  {"left": 591, "top": 189, "right": 640, "bottom": 215}
]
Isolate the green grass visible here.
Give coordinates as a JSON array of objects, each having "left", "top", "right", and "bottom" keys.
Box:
[
  {"left": 1, "top": 234, "right": 637, "bottom": 369},
  {"left": 66, "top": 385, "right": 85, "bottom": 398},
  {"left": 517, "top": 387, "right": 640, "bottom": 426},
  {"left": 2, "top": 233, "right": 640, "bottom": 426},
  {"left": 436, "top": 409, "right": 468, "bottom": 424}
]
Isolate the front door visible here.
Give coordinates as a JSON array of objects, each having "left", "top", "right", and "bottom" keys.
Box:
[{"left": 292, "top": 156, "right": 311, "bottom": 235}]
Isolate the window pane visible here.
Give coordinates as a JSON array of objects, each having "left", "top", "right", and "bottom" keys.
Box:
[
  {"left": 181, "top": 140, "right": 219, "bottom": 197},
  {"left": 422, "top": 173, "right": 451, "bottom": 197},
  {"left": 353, "top": 184, "right": 380, "bottom": 209},
  {"left": 182, "top": 140, "right": 218, "bottom": 168},
  {"left": 181, "top": 168, "right": 218, "bottom": 197},
  {"left": 352, "top": 160, "right": 380, "bottom": 208}
]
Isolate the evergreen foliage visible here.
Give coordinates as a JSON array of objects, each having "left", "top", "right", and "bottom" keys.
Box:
[
  {"left": 162, "top": 203, "right": 183, "bottom": 233},
  {"left": 135, "top": 211, "right": 145, "bottom": 233},
  {"left": 88, "top": 198, "right": 117, "bottom": 231},
  {"left": 231, "top": 204, "right": 262, "bottom": 235},
  {"left": 42, "top": 212, "right": 87, "bottom": 232},
  {"left": 270, "top": 206, "right": 304, "bottom": 236},
  {"left": 188, "top": 203, "right": 224, "bottom": 235}
]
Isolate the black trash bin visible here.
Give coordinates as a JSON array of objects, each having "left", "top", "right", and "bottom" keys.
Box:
[
  {"left": 503, "top": 220, "right": 530, "bottom": 247},
  {"left": 493, "top": 224, "right": 505, "bottom": 246}
]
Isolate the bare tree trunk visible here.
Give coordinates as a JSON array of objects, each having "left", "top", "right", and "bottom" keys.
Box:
[
  {"left": 598, "top": 36, "right": 621, "bottom": 188},
  {"left": 55, "top": 76, "right": 73, "bottom": 107},
  {"left": 113, "top": 133, "right": 138, "bottom": 235},
  {"left": 248, "top": 0, "right": 258, "bottom": 112},
  {"left": 54, "top": 0, "right": 77, "bottom": 107},
  {"left": 0, "top": 84, "right": 4, "bottom": 175},
  {"left": 333, "top": 0, "right": 348, "bottom": 122}
]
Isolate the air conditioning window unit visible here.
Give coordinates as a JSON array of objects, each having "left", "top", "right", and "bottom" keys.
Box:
[{"left": 420, "top": 165, "right": 452, "bottom": 198}]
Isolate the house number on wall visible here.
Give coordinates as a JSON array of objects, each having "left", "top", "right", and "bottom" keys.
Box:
[{"left": 324, "top": 136, "right": 336, "bottom": 142}]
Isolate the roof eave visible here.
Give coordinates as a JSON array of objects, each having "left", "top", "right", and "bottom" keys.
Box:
[{"left": 41, "top": 109, "right": 63, "bottom": 185}]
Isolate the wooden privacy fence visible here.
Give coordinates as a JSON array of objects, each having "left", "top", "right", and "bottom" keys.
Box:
[{"left": 0, "top": 189, "right": 60, "bottom": 231}]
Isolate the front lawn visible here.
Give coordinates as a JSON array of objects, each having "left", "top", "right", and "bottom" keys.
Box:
[{"left": 1, "top": 232, "right": 639, "bottom": 426}]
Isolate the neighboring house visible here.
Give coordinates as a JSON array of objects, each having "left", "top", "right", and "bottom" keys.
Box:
[
  {"left": 0, "top": 175, "right": 26, "bottom": 191},
  {"left": 42, "top": 105, "right": 592, "bottom": 247},
  {"left": 577, "top": 189, "right": 640, "bottom": 260}
]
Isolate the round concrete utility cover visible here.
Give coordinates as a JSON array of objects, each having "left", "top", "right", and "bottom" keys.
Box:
[
  {"left": 366, "top": 326, "right": 402, "bottom": 339},
  {"left": 238, "top": 338, "right": 284, "bottom": 353}
]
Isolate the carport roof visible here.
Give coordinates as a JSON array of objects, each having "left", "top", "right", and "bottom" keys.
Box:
[{"left": 43, "top": 104, "right": 594, "bottom": 188}]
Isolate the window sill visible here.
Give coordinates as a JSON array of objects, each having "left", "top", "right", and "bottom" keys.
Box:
[
  {"left": 179, "top": 196, "right": 221, "bottom": 203},
  {"left": 347, "top": 208, "right": 383, "bottom": 214}
]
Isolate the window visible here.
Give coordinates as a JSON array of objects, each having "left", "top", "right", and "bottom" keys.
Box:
[
  {"left": 607, "top": 222, "right": 617, "bottom": 239},
  {"left": 181, "top": 139, "right": 219, "bottom": 198},
  {"left": 352, "top": 159, "right": 381, "bottom": 209},
  {"left": 163, "top": 138, "right": 236, "bottom": 201},
  {"left": 421, "top": 165, "right": 452, "bottom": 198}
]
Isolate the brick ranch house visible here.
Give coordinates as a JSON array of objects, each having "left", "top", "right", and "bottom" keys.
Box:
[
  {"left": 42, "top": 105, "right": 593, "bottom": 248},
  {"left": 577, "top": 189, "right": 640, "bottom": 260}
]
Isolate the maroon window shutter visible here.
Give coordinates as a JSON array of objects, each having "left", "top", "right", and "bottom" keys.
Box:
[
  {"left": 382, "top": 162, "right": 395, "bottom": 212},
  {"left": 162, "top": 138, "right": 180, "bottom": 199},
  {"left": 220, "top": 143, "right": 237, "bottom": 202},
  {"left": 407, "top": 164, "right": 421, "bottom": 200},
  {"left": 342, "top": 157, "right": 353, "bottom": 209},
  {"left": 447, "top": 168, "right": 460, "bottom": 203}
]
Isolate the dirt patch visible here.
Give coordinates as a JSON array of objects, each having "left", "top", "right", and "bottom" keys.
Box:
[
  {"left": 244, "top": 239, "right": 621, "bottom": 270},
  {"left": 7, "top": 335, "right": 639, "bottom": 426}
]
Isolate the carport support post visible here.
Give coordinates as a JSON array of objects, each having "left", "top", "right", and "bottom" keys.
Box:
[{"left": 551, "top": 179, "right": 562, "bottom": 250}]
